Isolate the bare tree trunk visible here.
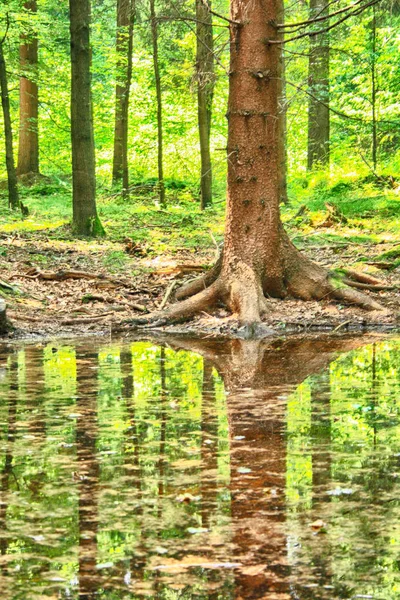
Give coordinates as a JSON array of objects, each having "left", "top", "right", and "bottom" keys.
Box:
[
  {"left": 69, "top": 0, "right": 104, "bottom": 236},
  {"left": 196, "top": 0, "right": 214, "bottom": 209},
  {"left": 0, "top": 42, "right": 21, "bottom": 211},
  {"left": 112, "top": 0, "right": 135, "bottom": 196},
  {"left": 307, "top": 0, "right": 330, "bottom": 170},
  {"left": 371, "top": 4, "right": 378, "bottom": 171},
  {"left": 150, "top": 0, "right": 165, "bottom": 207},
  {"left": 278, "top": 7, "right": 289, "bottom": 205},
  {"left": 17, "top": 0, "right": 39, "bottom": 177}
]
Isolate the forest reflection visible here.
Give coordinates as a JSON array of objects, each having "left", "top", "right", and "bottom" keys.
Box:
[{"left": 0, "top": 335, "right": 399, "bottom": 599}]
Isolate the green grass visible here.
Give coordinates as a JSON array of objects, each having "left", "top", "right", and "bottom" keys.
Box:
[{"left": 0, "top": 171, "right": 399, "bottom": 258}]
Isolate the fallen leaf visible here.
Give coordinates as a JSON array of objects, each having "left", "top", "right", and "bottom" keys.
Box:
[{"left": 310, "top": 519, "right": 327, "bottom": 532}]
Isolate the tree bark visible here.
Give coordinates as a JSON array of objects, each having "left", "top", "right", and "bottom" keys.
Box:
[
  {"left": 278, "top": 2, "right": 289, "bottom": 204},
  {"left": 17, "top": 0, "right": 39, "bottom": 177},
  {"left": 150, "top": 0, "right": 166, "bottom": 207},
  {"left": 112, "top": 0, "right": 135, "bottom": 195},
  {"left": 0, "top": 42, "right": 21, "bottom": 211},
  {"left": 307, "top": 0, "right": 330, "bottom": 170},
  {"left": 371, "top": 4, "right": 378, "bottom": 171},
  {"left": 69, "top": 0, "right": 104, "bottom": 236},
  {"left": 196, "top": 0, "right": 214, "bottom": 209}
]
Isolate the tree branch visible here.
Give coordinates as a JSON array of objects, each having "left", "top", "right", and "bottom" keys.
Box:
[
  {"left": 199, "top": 0, "right": 241, "bottom": 26},
  {"left": 278, "top": 0, "right": 366, "bottom": 29},
  {"left": 270, "top": 0, "right": 381, "bottom": 44}
]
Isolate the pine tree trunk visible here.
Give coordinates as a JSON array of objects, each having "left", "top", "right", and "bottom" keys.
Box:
[
  {"left": 112, "top": 0, "right": 135, "bottom": 195},
  {"left": 278, "top": 10, "right": 289, "bottom": 204},
  {"left": 196, "top": 0, "right": 214, "bottom": 210},
  {"left": 17, "top": 0, "right": 39, "bottom": 177},
  {"left": 371, "top": 4, "right": 378, "bottom": 171},
  {"left": 69, "top": 0, "right": 104, "bottom": 236},
  {"left": 307, "top": 0, "right": 330, "bottom": 170},
  {"left": 0, "top": 43, "right": 20, "bottom": 211},
  {"left": 150, "top": 0, "right": 165, "bottom": 207},
  {"left": 222, "top": 0, "right": 284, "bottom": 306}
]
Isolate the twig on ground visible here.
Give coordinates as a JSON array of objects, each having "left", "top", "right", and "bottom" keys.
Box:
[{"left": 159, "top": 280, "right": 178, "bottom": 310}]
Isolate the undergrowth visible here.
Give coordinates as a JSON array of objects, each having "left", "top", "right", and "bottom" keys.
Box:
[{"left": 0, "top": 170, "right": 399, "bottom": 262}]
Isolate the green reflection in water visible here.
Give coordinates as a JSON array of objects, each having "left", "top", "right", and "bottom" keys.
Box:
[
  {"left": 0, "top": 338, "right": 398, "bottom": 599},
  {"left": 286, "top": 340, "right": 400, "bottom": 600}
]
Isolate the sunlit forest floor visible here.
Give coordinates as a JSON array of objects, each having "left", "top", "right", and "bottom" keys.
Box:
[{"left": 1, "top": 174, "right": 399, "bottom": 338}]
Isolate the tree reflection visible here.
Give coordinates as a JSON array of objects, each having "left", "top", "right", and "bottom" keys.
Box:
[
  {"left": 75, "top": 347, "right": 101, "bottom": 599},
  {"left": 170, "top": 335, "right": 376, "bottom": 599},
  {"left": 0, "top": 334, "right": 398, "bottom": 599}
]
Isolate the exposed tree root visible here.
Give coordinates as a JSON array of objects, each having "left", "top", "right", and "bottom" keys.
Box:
[
  {"left": 175, "top": 253, "right": 223, "bottom": 301},
  {"left": 126, "top": 232, "right": 389, "bottom": 330}
]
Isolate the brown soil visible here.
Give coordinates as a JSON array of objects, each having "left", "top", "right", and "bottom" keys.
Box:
[{"left": 1, "top": 235, "right": 399, "bottom": 341}]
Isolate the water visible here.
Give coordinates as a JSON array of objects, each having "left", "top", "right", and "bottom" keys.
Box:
[{"left": 0, "top": 335, "right": 399, "bottom": 599}]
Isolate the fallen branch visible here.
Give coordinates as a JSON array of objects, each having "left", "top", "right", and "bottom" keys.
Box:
[{"left": 158, "top": 280, "right": 178, "bottom": 310}]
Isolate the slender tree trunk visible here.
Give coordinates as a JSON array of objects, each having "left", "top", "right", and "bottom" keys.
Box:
[
  {"left": 0, "top": 43, "right": 21, "bottom": 211},
  {"left": 17, "top": 0, "right": 39, "bottom": 177},
  {"left": 150, "top": 0, "right": 165, "bottom": 207},
  {"left": 307, "top": 0, "right": 330, "bottom": 170},
  {"left": 69, "top": 0, "right": 104, "bottom": 236},
  {"left": 371, "top": 4, "right": 378, "bottom": 171},
  {"left": 278, "top": 10, "right": 289, "bottom": 205},
  {"left": 112, "top": 0, "right": 135, "bottom": 196},
  {"left": 196, "top": 0, "right": 214, "bottom": 209}
]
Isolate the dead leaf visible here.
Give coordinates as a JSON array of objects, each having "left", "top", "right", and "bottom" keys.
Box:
[{"left": 310, "top": 519, "right": 327, "bottom": 532}]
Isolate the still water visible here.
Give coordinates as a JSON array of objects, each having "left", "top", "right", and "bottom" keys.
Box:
[{"left": 0, "top": 335, "right": 399, "bottom": 599}]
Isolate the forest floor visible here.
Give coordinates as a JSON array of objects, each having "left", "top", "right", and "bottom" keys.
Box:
[{"left": 1, "top": 175, "right": 400, "bottom": 340}]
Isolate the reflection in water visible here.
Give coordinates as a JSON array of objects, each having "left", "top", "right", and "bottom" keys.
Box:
[{"left": 0, "top": 336, "right": 399, "bottom": 598}]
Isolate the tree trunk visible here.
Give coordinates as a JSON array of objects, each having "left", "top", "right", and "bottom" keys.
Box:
[
  {"left": 278, "top": 11, "right": 289, "bottom": 205},
  {"left": 150, "top": 0, "right": 166, "bottom": 207},
  {"left": 371, "top": 4, "right": 378, "bottom": 171},
  {"left": 0, "top": 43, "right": 21, "bottom": 211},
  {"left": 131, "top": 0, "right": 385, "bottom": 330},
  {"left": 196, "top": 0, "right": 214, "bottom": 209},
  {"left": 69, "top": 0, "right": 104, "bottom": 236},
  {"left": 17, "top": 0, "right": 39, "bottom": 177},
  {"left": 307, "top": 0, "right": 330, "bottom": 170},
  {"left": 112, "top": 0, "right": 135, "bottom": 195}
]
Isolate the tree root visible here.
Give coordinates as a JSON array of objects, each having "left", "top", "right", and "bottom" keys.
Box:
[
  {"left": 175, "top": 253, "right": 223, "bottom": 301},
  {"left": 125, "top": 281, "right": 221, "bottom": 328},
  {"left": 126, "top": 234, "right": 389, "bottom": 330}
]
